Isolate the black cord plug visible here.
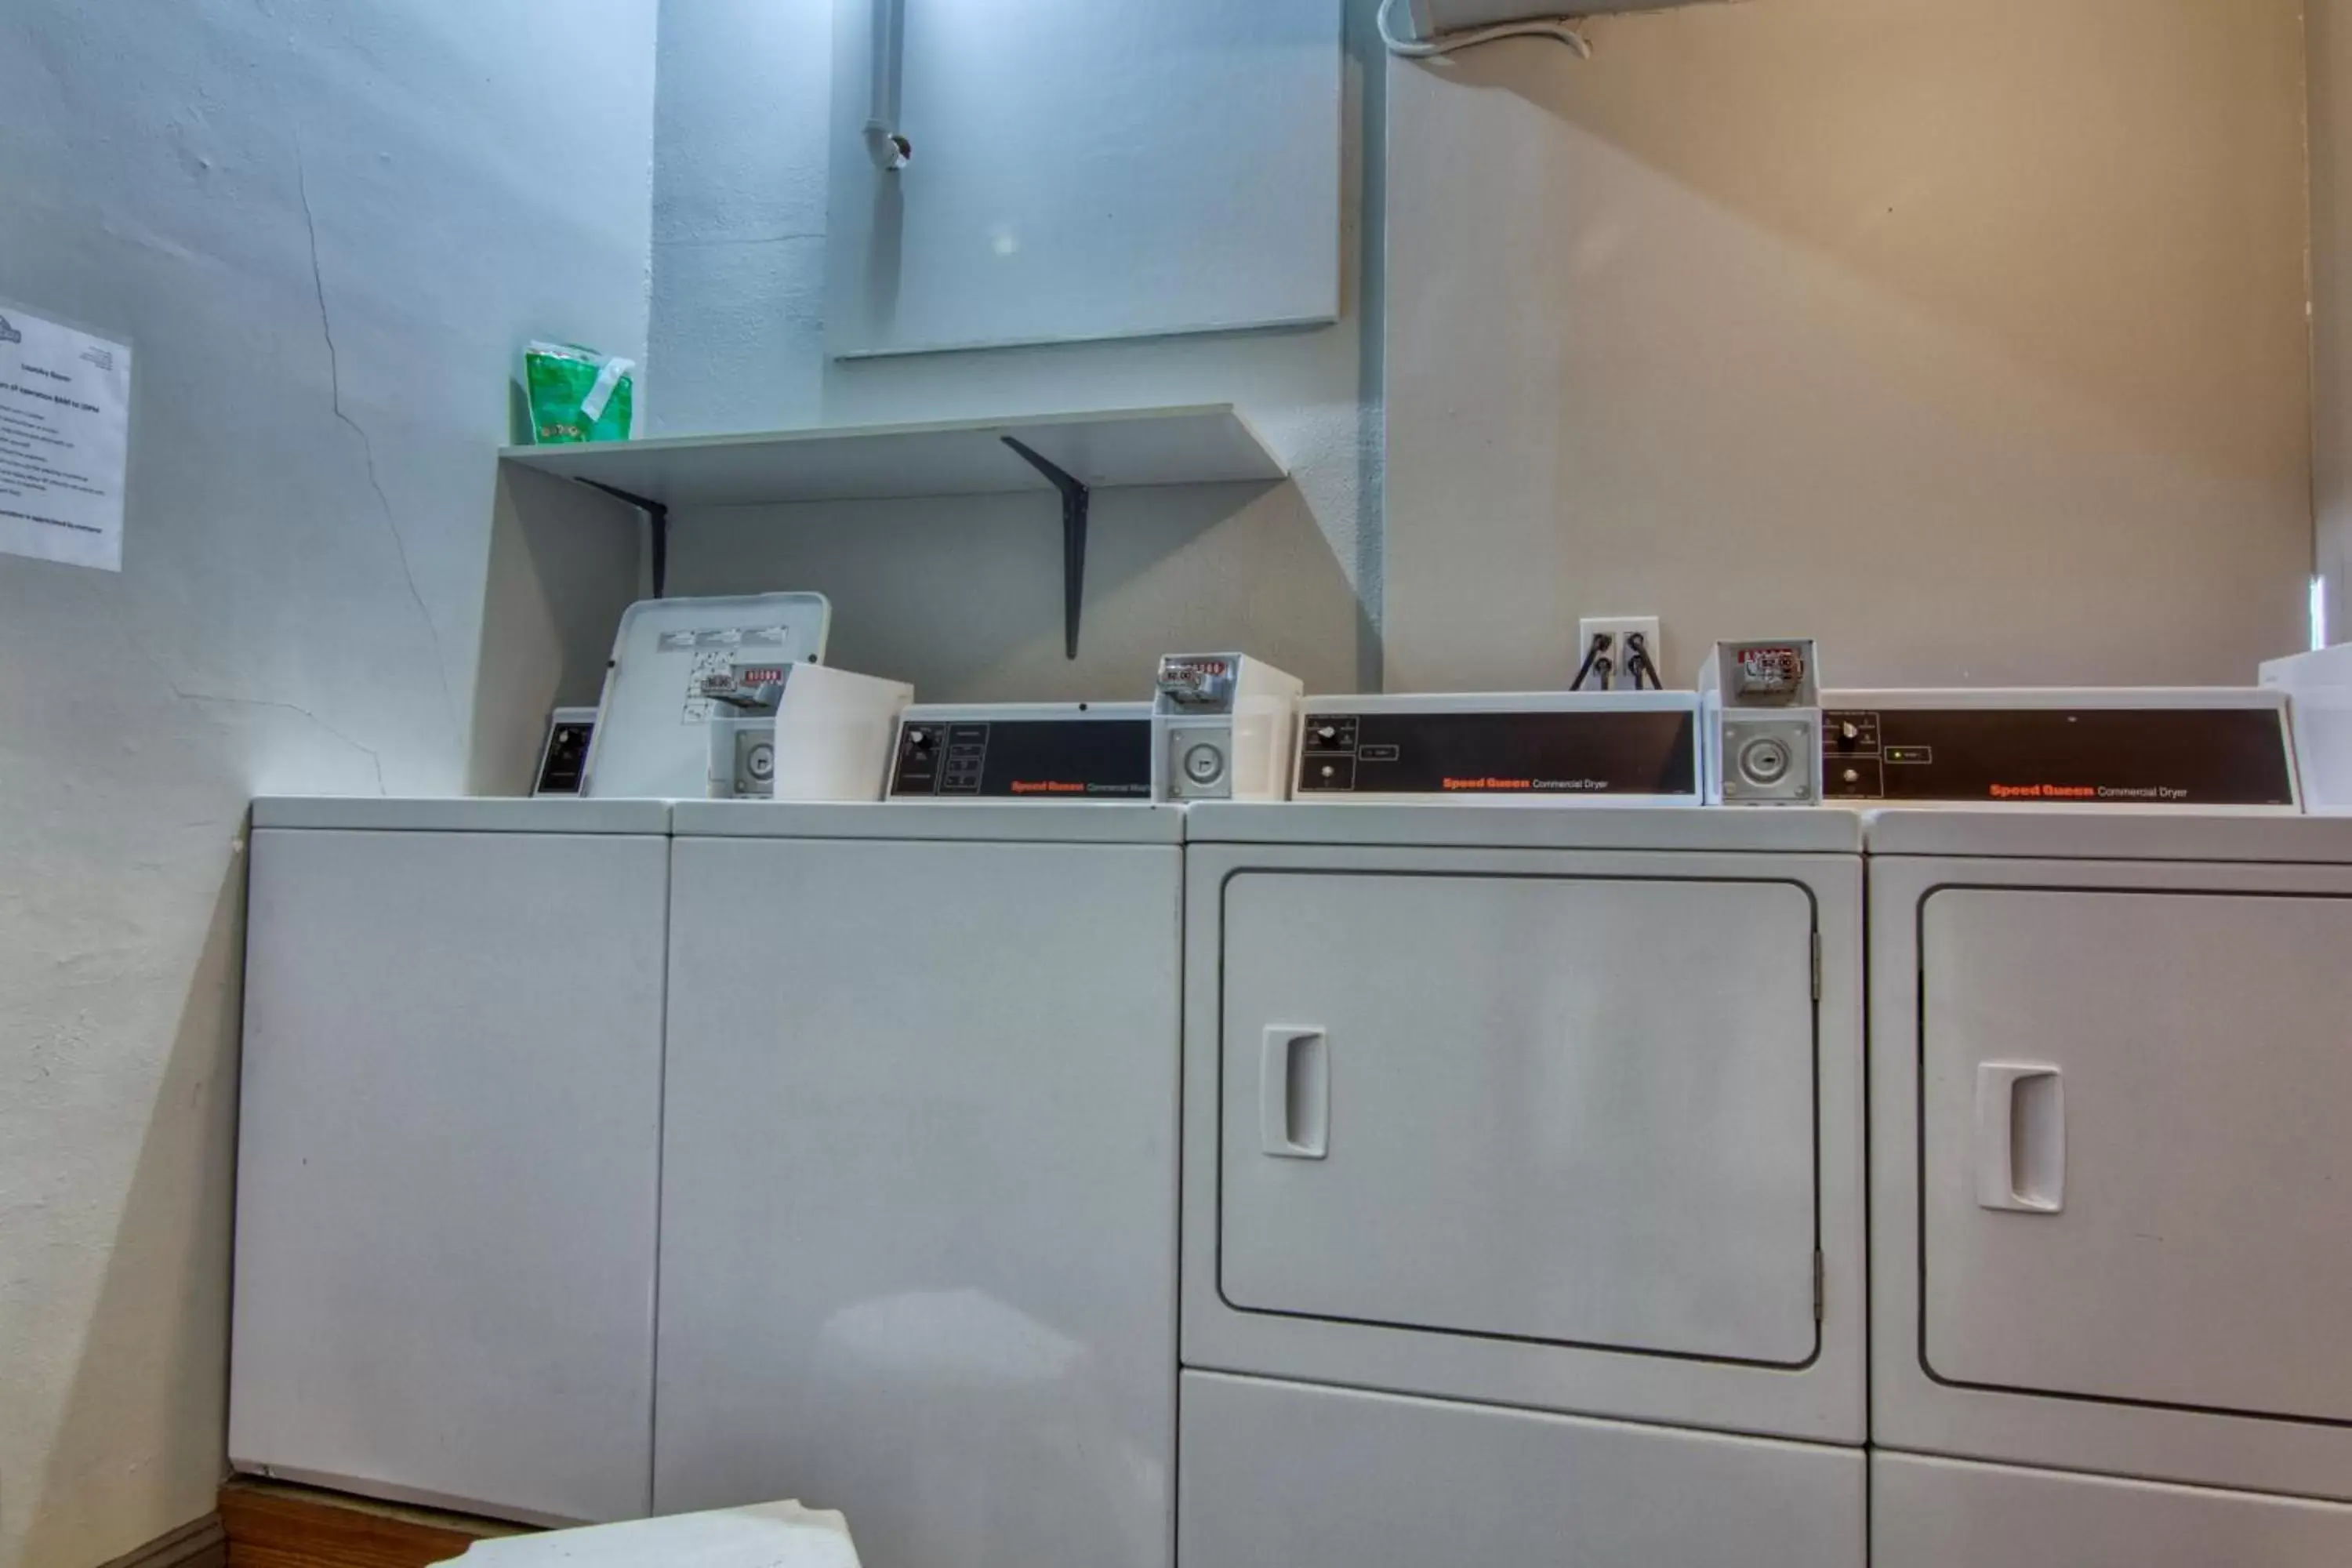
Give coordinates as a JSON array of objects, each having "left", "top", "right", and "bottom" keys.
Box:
[
  {"left": 1624, "top": 632, "right": 1664, "bottom": 691},
  {"left": 1571, "top": 631, "right": 1614, "bottom": 692}
]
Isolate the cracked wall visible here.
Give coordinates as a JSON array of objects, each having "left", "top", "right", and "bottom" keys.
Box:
[{"left": 0, "top": 4, "right": 658, "bottom": 1563}]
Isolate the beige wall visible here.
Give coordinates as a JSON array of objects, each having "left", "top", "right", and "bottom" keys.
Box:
[
  {"left": 1385, "top": 0, "right": 2313, "bottom": 692},
  {"left": 2315, "top": 0, "right": 2352, "bottom": 648}
]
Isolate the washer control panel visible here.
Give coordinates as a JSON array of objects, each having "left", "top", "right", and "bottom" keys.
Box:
[{"left": 889, "top": 708, "right": 1153, "bottom": 800}]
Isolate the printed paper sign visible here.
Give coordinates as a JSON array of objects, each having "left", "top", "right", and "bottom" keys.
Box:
[{"left": 0, "top": 303, "right": 132, "bottom": 572}]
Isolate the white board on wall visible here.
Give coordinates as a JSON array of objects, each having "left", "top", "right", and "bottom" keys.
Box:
[{"left": 826, "top": 0, "right": 1342, "bottom": 359}]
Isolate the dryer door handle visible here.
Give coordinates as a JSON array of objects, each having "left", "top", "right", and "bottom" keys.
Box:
[
  {"left": 1260, "top": 1027, "right": 1329, "bottom": 1160},
  {"left": 1976, "top": 1062, "right": 2065, "bottom": 1213}
]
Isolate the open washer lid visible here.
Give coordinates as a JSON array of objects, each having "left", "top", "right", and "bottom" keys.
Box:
[{"left": 583, "top": 593, "right": 832, "bottom": 800}]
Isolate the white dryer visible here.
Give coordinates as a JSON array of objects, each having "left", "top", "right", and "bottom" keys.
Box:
[
  {"left": 1867, "top": 809, "right": 2352, "bottom": 1563},
  {"left": 654, "top": 800, "right": 1183, "bottom": 1568},
  {"left": 1178, "top": 801, "right": 1868, "bottom": 1568}
]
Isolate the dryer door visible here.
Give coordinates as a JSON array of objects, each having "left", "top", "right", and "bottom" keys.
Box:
[
  {"left": 1919, "top": 886, "right": 2352, "bottom": 1422},
  {"left": 1218, "top": 870, "right": 1820, "bottom": 1365}
]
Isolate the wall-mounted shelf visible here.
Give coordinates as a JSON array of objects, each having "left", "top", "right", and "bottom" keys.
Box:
[{"left": 500, "top": 405, "right": 1286, "bottom": 657}]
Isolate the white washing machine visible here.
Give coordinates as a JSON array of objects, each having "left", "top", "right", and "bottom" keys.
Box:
[
  {"left": 654, "top": 800, "right": 1184, "bottom": 1568},
  {"left": 1178, "top": 801, "right": 1868, "bottom": 1568},
  {"left": 1867, "top": 808, "right": 2352, "bottom": 1563},
  {"left": 232, "top": 797, "right": 671, "bottom": 1525}
]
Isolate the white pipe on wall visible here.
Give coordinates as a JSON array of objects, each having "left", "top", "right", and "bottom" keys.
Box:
[{"left": 865, "top": 0, "right": 911, "bottom": 169}]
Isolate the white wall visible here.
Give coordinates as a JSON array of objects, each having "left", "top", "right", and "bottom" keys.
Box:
[
  {"left": 0, "top": 4, "right": 655, "bottom": 1563},
  {"left": 1383, "top": 0, "right": 2314, "bottom": 691},
  {"left": 648, "top": 0, "right": 1388, "bottom": 699}
]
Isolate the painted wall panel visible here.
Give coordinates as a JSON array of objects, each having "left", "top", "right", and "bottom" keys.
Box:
[{"left": 826, "top": 0, "right": 1344, "bottom": 358}]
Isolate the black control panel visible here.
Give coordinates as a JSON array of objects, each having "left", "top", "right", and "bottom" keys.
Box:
[
  {"left": 1296, "top": 709, "right": 1699, "bottom": 798},
  {"left": 1821, "top": 706, "right": 2296, "bottom": 807},
  {"left": 532, "top": 717, "right": 593, "bottom": 796},
  {"left": 889, "top": 716, "right": 1153, "bottom": 800}
]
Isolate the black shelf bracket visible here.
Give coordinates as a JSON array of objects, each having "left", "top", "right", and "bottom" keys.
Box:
[
  {"left": 1001, "top": 436, "right": 1091, "bottom": 659},
  {"left": 580, "top": 480, "right": 671, "bottom": 598}
]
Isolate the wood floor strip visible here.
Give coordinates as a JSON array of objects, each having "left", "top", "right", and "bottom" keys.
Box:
[{"left": 219, "top": 1480, "right": 527, "bottom": 1568}]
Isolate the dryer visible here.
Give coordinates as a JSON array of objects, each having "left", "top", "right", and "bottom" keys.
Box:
[
  {"left": 1867, "top": 809, "right": 2352, "bottom": 1563},
  {"left": 1178, "top": 799, "right": 1868, "bottom": 1568}
]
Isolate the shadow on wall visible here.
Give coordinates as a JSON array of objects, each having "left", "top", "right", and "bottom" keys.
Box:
[
  {"left": 13, "top": 862, "right": 245, "bottom": 1568},
  {"left": 466, "top": 466, "right": 647, "bottom": 797},
  {"left": 665, "top": 478, "right": 1367, "bottom": 702}
]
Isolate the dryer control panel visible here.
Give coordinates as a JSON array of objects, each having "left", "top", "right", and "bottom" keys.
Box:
[
  {"left": 1293, "top": 699, "right": 1700, "bottom": 800},
  {"left": 1820, "top": 694, "right": 2298, "bottom": 808}
]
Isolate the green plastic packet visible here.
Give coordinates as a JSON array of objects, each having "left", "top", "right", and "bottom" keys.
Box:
[{"left": 524, "top": 340, "right": 635, "bottom": 444}]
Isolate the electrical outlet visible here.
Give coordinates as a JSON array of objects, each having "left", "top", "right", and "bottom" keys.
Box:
[{"left": 1577, "top": 617, "right": 1664, "bottom": 691}]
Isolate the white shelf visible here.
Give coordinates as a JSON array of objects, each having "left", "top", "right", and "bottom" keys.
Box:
[{"left": 498, "top": 404, "right": 1284, "bottom": 509}]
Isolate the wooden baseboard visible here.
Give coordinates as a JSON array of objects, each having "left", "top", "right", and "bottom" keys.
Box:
[
  {"left": 219, "top": 1479, "right": 527, "bottom": 1568},
  {"left": 96, "top": 1515, "right": 228, "bottom": 1568}
]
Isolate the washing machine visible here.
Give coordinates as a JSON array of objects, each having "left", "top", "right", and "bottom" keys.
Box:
[
  {"left": 232, "top": 797, "right": 670, "bottom": 1525},
  {"left": 1175, "top": 688, "right": 1869, "bottom": 1568},
  {"left": 1867, "top": 806, "right": 2352, "bottom": 1563},
  {"left": 653, "top": 797, "right": 1184, "bottom": 1568}
]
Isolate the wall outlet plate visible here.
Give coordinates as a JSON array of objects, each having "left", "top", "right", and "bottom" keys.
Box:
[{"left": 1577, "top": 617, "right": 1664, "bottom": 691}]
